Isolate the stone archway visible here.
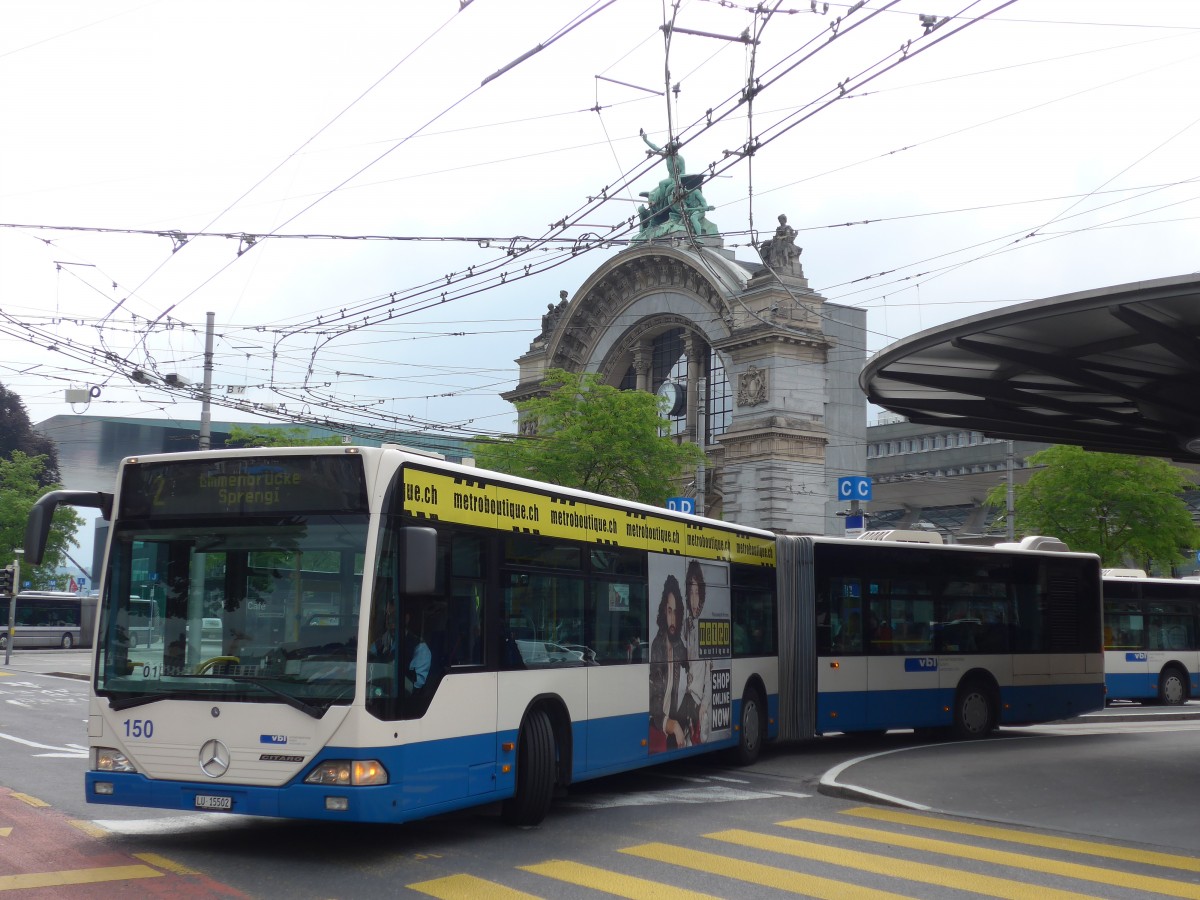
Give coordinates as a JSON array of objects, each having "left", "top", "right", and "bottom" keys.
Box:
[{"left": 505, "top": 236, "right": 867, "bottom": 535}]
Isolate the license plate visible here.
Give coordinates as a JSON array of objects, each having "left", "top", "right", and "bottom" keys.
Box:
[{"left": 195, "top": 794, "right": 232, "bottom": 810}]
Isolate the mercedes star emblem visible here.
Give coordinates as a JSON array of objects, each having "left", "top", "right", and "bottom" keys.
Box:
[{"left": 199, "top": 738, "right": 230, "bottom": 778}]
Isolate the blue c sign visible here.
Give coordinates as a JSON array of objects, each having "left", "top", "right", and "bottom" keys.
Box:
[{"left": 837, "top": 476, "right": 872, "bottom": 501}]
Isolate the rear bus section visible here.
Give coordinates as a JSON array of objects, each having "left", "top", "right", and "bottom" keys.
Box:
[{"left": 777, "top": 535, "right": 1104, "bottom": 741}]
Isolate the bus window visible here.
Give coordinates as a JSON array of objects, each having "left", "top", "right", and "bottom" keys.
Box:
[
  {"left": 1148, "top": 600, "right": 1194, "bottom": 652},
  {"left": 503, "top": 571, "right": 585, "bottom": 668},
  {"left": 732, "top": 565, "right": 776, "bottom": 657},
  {"left": 829, "top": 578, "right": 863, "bottom": 653},
  {"left": 591, "top": 580, "right": 647, "bottom": 664}
]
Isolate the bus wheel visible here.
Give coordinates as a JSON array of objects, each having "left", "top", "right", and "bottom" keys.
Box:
[
  {"left": 952, "top": 679, "right": 996, "bottom": 739},
  {"left": 1158, "top": 667, "right": 1188, "bottom": 706},
  {"left": 0, "top": 634, "right": 6, "bottom": 651},
  {"left": 501, "top": 708, "right": 556, "bottom": 827},
  {"left": 60, "top": 633, "right": 74, "bottom": 650},
  {"left": 731, "top": 687, "right": 765, "bottom": 766}
]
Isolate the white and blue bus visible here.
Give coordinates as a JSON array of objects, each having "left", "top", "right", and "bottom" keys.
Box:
[
  {"left": 1103, "top": 573, "right": 1200, "bottom": 705},
  {"left": 24, "top": 446, "right": 1103, "bottom": 825},
  {"left": 0, "top": 590, "right": 87, "bottom": 650},
  {"left": 25, "top": 445, "right": 778, "bottom": 825}
]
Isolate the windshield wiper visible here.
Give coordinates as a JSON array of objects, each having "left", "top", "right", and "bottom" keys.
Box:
[
  {"left": 106, "top": 679, "right": 328, "bottom": 718},
  {"left": 107, "top": 691, "right": 204, "bottom": 711},
  {"left": 220, "top": 676, "right": 328, "bottom": 719}
]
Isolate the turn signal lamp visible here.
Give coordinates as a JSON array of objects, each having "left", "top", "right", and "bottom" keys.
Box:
[{"left": 304, "top": 760, "right": 388, "bottom": 786}]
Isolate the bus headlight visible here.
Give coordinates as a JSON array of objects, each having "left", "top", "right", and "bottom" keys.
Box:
[
  {"left": 304, "top": 760, "right": 388, "bottom": 786},
  {"left": 95, "top": 747, "right": 137, "bottom": 773}
]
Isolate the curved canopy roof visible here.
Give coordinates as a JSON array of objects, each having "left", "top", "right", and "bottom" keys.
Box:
[{"left": 860, "top": 274, "right": 1200, "bottom": 463}]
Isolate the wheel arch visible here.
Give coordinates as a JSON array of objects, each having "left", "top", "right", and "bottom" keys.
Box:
[
  {"left": 958, "top": 667, "right": 1000, "bottom": 696},
  {"left": 957, "top": 667, "right": 1002, "bottom": 719},
  {"left": 740, "top": 672, "right": 768, "bottom": 712}
]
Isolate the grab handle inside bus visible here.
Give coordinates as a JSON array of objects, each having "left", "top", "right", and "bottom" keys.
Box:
[{"left": 24, "top": 490, "right": 113, "bottom": 565}]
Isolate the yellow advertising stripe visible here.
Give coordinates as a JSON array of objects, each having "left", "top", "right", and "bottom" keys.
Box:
[
  {"left": 705, "top": 830, "right": 1103, "bottom": 900},
  {"left": 408, "top": 874, "right": 543, "bottom": 900},
  {"left": 844, "top": 807, "right": 1200, "bottom": 874},
  {"left": 621, "top": 842, "right": 916, "bottom": 900},
  {"left": 780, "top": 818, "right": 1200, "bottom": 900},
  {"left": 0, "top": 865, "right": 162, "bottom": 892},
  {"left": 521, "top": 860, "right": 721, "bottom": 900},
  {"left": 134, "top": 853, "right": 200, "bottom": 876}
]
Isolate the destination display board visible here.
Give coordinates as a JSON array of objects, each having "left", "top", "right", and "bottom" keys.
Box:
[
  {"left": 120, "top": 454, "right": 370, "bottom": 518},
  {"left": 402, "top": 465, "right": 775, "bottom": 566}
]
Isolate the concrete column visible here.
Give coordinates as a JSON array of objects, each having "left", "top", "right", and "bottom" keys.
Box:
[
  {"left": 633, "top": 343, "right": 651, "bottom": 393},
  {"left": 685, "top": 333, "right": 703, "bottom": 443}
]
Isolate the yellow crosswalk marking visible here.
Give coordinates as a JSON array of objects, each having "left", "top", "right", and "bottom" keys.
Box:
[
  {"left": 408, "top": 873, "right": 543, "bottom": 899},
  {"left": 9, "top": 793, "right": 48, "bottom": 808},
  {"left": 135, "top": 853, "right": 200, "bottom": 876},
  {"left": 522, "top": 860, "right": 720, "bottom": 899},
  {"left": 622, "top": 841, "right": 916, "bottom": 899},
  {"left": 845, "top": 807, "right": 1200, "bottom": 873},
  {"left": 69, "top": 820, "right": 108, "bottom": 838},
  {"left": 0, "top": 828, "right": 11, "bottom": 838},
  {"left": 781, "top": 817, "right": 1200, "bottom": 900},
  {"left": 0, "top": 865, "right": 162, "bottom": 892},
  {"left": 706, "top": 829, "right": 1104, "bottom": 900}
]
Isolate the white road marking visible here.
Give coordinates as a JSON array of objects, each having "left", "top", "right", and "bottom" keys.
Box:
[
  {"left": 0, "top": 730, "right": 89, "bottom": 757},
  {"left": 562, "top": 785, "right": 786, "bottom": 809},
  {"left": 94, "top": 814, "right": 256, "bottom": 834}
]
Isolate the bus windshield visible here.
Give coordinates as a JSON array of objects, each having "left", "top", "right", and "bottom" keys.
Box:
[{"left": 97, "top": 515, "right": 369, "bottom": 715}]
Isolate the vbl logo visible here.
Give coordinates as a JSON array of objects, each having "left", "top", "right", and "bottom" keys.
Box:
[
  {"left": 1126, "top": 652, "right": 1148, "bottom": 663},
  {"left": 904, "top": 657, "right": 938, "bottom": 672},
  {"left": 260, "top": 734, "right": 288, "bottom": 745}
]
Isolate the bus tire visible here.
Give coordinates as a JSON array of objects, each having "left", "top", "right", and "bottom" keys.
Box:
[
  {"left": 60, "top": 633, "right": 74, "bottom": 650},
  {"left": 730, "top": 687, "right": 765, "bottom": 766},
  {"left": 501, "top": 708, "right": 556, "bottom": 827},
  {"left": 952, "top": 678, "right": 996, "bottom": 739},
  {"left": 0, "top": 634, "right": 6, "bottom": 651},
  {"left": 1157, "top": 667, "right": 1188, "bottom": 706}
]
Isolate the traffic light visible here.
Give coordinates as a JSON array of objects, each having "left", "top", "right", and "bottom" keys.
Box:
[{"left": 0, "top": 566, "right": 12, "bottom": 596}]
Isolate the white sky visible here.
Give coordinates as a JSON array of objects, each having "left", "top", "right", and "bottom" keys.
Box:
[{"left": 3, "top": 0, "right": 1199, "bottom": 442}]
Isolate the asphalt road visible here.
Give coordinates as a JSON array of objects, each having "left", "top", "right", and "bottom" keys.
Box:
[{"left": 6, "top": 648, "right": 1200, "bottom": 898}]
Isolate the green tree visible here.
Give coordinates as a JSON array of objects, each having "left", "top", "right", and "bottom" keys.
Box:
[
  {"left": 0, "top": 451, "right": 83, "bottom": 588},
  {"left": 986, "top": 444, "right": 1200, "bottom": 569},
  {"left": 470, "top": 369, "right": 704, "bottom": 506},
  {"left": 224, "top": 425, "right": 343, "bottom": 447},
  {"left": 0, "top": 383, "right": 61, "bottom": 486}
]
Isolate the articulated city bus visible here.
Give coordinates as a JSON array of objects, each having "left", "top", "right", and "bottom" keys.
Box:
[
  {"left": 0, "top": 591, "right": 85, "bottom": 650},
  {"left": 1102, "top": 573, "right": 1200, "bottom": 704},
  {"left": 24, "top": 446, "right": 1103, "bottom": 826}
]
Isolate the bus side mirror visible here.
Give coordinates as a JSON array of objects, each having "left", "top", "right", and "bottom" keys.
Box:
[
  {"left": 402, "top": 527, "right": 437, "bottom": 596},
  {"left": 24, "top": 490, "right": 113, "bottom": 565}
]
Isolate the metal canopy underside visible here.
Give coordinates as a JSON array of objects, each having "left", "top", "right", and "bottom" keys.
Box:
[{"left": 860, "top": 274, "right": 1200, "bottom": 464}]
